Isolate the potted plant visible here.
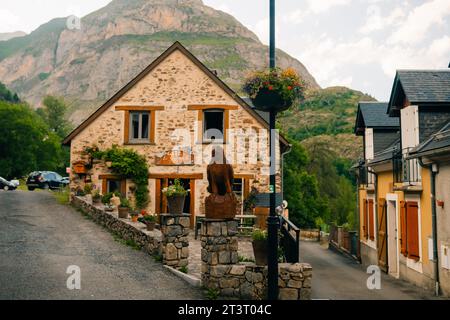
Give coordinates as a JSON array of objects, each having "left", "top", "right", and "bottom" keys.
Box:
[
  {"left": 162, "top": 179, "right": 189, "bottom": 214},
  {"left": 130, "top": 211, "right": 139, "bottom": 223},
  {"left": 251, "top": 229, "right": 268, "bottom": 266},
  {"left": 92, "top": 190, "right": 102, "bottom": 205},
  {"left": 242, "top": 68, "right": 306, "bottom": 113},
  {"left": 118, "top": 197, "right": 130, "bottom": 219},
  {"left": 143, "top": 214, "right": 157, "bottom": 231}
]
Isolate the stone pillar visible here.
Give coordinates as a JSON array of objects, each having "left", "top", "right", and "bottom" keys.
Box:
[
  {"left": 160, "top": 214, "right": 190, "bottom": 269},
  {"left": 201, "top": 219, "right": 239, "bottom": 291}
]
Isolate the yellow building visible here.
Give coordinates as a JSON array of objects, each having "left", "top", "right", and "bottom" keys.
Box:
[{"left": 355, "top": 70, "right": 450, "bottom": 294}]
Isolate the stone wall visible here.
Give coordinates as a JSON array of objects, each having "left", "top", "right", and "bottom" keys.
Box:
[
  {"left": 72, "top": 196, "right": 162, "bottom": 255},
  {"left": 201, "top": 219, "right": 312, "bottom": 300},
  {"left": 160, "top": 214, "right": 190, "bottom": 269}
]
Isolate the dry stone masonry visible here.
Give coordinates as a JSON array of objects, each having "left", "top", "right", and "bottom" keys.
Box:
[
  {"left": 160, "top": 214, "right": 190, "bottom": 269},
  {"left": 201, "top": 219, "right": 312, "bottom": 300}
]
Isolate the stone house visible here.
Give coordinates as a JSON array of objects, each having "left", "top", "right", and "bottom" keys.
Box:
[
  {"left": 63, "top": 42, "right": 290, "bottom": 228},
  {"left": 354, "top": 69, "right": 450, "bottom": 295}
]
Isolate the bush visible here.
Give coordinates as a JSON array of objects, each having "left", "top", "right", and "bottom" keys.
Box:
[{"left": 251, "top": 229, "right": 267, "bottom": 241}]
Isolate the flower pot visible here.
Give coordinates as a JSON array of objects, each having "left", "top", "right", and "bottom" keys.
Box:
[
  {"left": 167, "top": 195, "right": 186, "bottom": 214},
  {"left": 118, "top": 207, "right": 129, "bottom": 219},
  {"left": 251, "top": 88, "right": 293, "bottom": 113},
  {"left": 131, "top": 215, "right": 138, "bottom": 223},
  {"left": 252, "top": 239, "right": 268, "bottom": 266},
  {"left": 146, "top": 221, "right": 156, "bottom": 231}
]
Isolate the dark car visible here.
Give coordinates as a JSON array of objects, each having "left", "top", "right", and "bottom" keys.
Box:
[
  {"left": 26, "top": 171, "right": 69, "bottom": 191},
  {"left": 0, "top": 177, "right": 17, "bottom": 191}
]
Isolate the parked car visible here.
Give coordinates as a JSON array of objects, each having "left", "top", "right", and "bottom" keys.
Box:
[
  {"left": 26, "top": 171, "right": 69, "bottom": 191},
  {"left": 0, "top": 177, "right": 17, "bottom": 191}
]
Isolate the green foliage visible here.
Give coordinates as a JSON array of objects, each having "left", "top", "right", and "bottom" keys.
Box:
[
  {"left": 143, "top": 215, "right": 156, "bottom": 222},
  {"left": 88, "top": 146, "right": 149, "bottom": 209},
  {"left": 179, "top": 266, "right": 188, "bottom": 274},
  {"left": 119, "top": 197, "right": 131, "bottom": 208},
  {"left": 0, "top": 101, "right": 65, "bottom": 179},
  {"left": 92, "top": 190, "right": 101, "bottom": 201},
  {"left": 251, "top": 229, "right": 267, "bottom": 241},
  {"left": 38, "top": 95, "right": 73, "bottom": 139},
  {"left": 205, "top": 288, "right": 220, "bottom": 300},
  {"left": 162, "top": 178, "right": 188, "bottom": 197},
  {"left": 38, "top": 73, "right": 50, "bottom": 81},
  {"left": 54, "top": 186, "right": 70, "bottom": 205},
  {"left": 0, "top": 82, "right": 20, "bottom": 103},
  {"left": 83, "top": 184, "right": 93, "bottom": 195}
]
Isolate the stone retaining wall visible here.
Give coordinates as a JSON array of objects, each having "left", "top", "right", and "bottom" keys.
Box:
[
  {"left": 201, "top": 219, "right": 312, "bottom": 300},
  {"left": 160, "top": 214, "right": 190, "bottom": 269},
  {"left": 72, "top": 196, "right": 162, "bottom": 255}
]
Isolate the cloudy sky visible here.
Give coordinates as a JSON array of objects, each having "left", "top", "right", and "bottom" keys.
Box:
[{"left": 0, "top": 0, "right": 449, "bottom": 100}]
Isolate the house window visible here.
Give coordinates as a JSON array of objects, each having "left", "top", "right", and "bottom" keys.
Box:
[
  {"left": 107, "top": 179, "right": 122, "bottom": 194},
  {"left": 129, "top": 112, "right": 150, "bottom": 142},
  {"left": 101, "top": 175, "right": 126, "bottom": 197},
  {"left": 203, "top": 109, "right": 224, "bottom": 141}
]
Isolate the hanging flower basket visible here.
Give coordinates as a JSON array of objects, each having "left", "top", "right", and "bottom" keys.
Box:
[{"left": 243, "top": 67, "right": 306, "bottom": 113}]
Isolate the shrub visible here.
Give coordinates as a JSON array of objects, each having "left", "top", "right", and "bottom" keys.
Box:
[
  {"left": 251, "top": 229, "right": 267, "bottom": 241},
  {"left": 162, "top": 179, "right": 188, "bottom": 197}
]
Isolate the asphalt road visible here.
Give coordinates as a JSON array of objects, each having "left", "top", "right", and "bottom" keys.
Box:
[
  {"left": 0, "top": 190, "right": 203, "bottom": 300},
  {"left": 300, "top": 241, "right": 439, "bottom": 300}
]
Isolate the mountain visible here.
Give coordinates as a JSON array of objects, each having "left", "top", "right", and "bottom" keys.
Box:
[
  {"left": 0, "top": 31, "right": 26, "bottom": 41},
  {"left": 0, "top": 0, "right": 319, "bottom": 124},
  {"left": 279, "top": 86, "right": 376, "bottom": 160}
]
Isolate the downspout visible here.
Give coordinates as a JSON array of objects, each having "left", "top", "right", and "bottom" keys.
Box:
[
  {"left": 418, "top": 157, "right": 440, "bottom": 296},
  {"left": 367, "top": 168, "right": 380, "bottom": 263}
]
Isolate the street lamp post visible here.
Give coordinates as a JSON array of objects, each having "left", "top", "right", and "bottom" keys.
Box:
[{"left": 267, "top": 0, "right": 279, "bottom": 301}]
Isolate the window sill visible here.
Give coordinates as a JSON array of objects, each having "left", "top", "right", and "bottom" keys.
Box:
[
  {"left": 124, "top": 142, "right": 156, "bottom": 146},
  {"left": 196, "top": 141, "right": 227, "bottom": 145}
]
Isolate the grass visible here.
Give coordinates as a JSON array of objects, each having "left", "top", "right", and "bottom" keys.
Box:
[
  {"left": 238, "top": 255, "right": 255, "bottom": 263},
  {"left": 111, "top": 232, "right": 141, "bottom": 250},
  {"left": 204, "top": 287, "right": 220, "bottom": 300},
  {"left": 153, "top": 254, "right": 163, "bottom": 262},
  {"left": 53, "top": 186, "right": 70, "bottom": 205},
  {"left": 179, "top": 266, "right": 188, "bottom": 274}
]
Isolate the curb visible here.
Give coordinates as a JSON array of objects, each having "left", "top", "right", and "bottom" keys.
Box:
[{"left": 163, "top": 265, "right": 202, "bottom": 287}]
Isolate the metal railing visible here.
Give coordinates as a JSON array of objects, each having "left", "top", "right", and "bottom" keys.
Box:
[
  {"left": 393, "top": 148, "right": 421, "bottom": 184},
  {"left": 279, "top": 215, "right": 300, "bottom": 263}
]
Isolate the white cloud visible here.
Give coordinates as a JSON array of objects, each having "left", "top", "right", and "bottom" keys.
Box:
[
  {"left": 306, "top": 0, "right": 353, "bottom": 14},
  {"left": 359, "top": 5, "right": 405, "bottom": 34},
  {"left": 388, "top": 0, "right": 450, "bottom": 44},
  {"left": 0, "top": 9, "right": 22, "bottom": 32}
]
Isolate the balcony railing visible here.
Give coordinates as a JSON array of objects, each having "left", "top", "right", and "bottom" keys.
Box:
[{"left": 393, "top": 148, "right": 421, "bottom": 184}]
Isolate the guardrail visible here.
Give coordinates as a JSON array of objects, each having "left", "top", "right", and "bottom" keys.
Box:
[{"left": 279, "top": 215, "right": 300, "bottom": 263}]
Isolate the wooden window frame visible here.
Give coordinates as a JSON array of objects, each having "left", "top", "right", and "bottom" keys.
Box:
[
  {"left": 115, "top": 106, "right": 164, "bottom": 145},
  {"left": 368, "top": 199, "right": 375, "bottom": 241},
  {"left": 188, "top": 105, "right": 237, "bottom": 144},
  {"left": 100, "top": 174, "right": 126, "bottom": 196}
]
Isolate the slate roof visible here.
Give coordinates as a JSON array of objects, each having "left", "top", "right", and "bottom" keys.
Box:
[
  {"left": 354, "top": 102, "right": 399, "bottom": 134},
  {"left": 397, "top": 70, "right": 450, "bottom": 104},
  {"left": 409, "top": 121, "right": 450, "bottom": 157}
]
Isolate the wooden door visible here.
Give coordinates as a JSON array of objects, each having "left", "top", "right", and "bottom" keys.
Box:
[{"left": 378, "top": 198, "right": 388, "bottom": 272}]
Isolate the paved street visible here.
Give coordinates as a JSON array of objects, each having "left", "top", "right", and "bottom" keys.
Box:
[
  {"left": 300, "top": 241, "right": 438, "bottom": 300},
  {"left": 0, "top": 190, "right": 202, "bottom": 300}
]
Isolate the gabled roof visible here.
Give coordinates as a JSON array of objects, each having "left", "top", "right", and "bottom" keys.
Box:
[
  {"left": 388, "top": 70, "right": 450, "bottom": 115},
  {"left": 354, "top": 102, "right": 399, "bottom": 135},
  {"left": 63, "top": 41, "right": 290, "bottom": 149},
  {"left": 409, "top": 121, "right": 450, "bottom": 158}
]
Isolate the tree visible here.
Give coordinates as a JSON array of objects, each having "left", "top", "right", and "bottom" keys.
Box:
[
  {"left": 0, "top": 101, "right": 64, "bottom": 179},
  {"left": 0, "top": 82, "right": 20, "bottom": 103},
  {"left": 283, "top": 141, "right": 329, "bottom": 228},
  {"left": 38, "top": 95, "right": 72, "bottom": 139}
]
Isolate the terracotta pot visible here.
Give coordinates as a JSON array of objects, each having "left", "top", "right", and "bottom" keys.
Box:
[
  {"left": 146, "top": 221, "right": 156, "bottom": 231},
  {"left": 167, "top": 195, "right": 185, "bottom": 214},
  {"left": 251, "top": 87, "right": 293, "bottom": 113},
  {"left": 131, "top": 215, "right": 138, "bottom": 223},
  {"left": 118, "top": 207, "right": 129, "bottom": 219},
  {"left": 252, "top": 240, "right": 268, "bottom": 266}
]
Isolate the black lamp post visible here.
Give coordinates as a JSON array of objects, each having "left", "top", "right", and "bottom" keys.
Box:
[{"left": 267, "top": 0, "right": 279, "bottom": 300}]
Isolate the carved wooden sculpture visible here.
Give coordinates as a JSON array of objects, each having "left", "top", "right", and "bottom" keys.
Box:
[{"left": 205, "top": 147, "right": 237, "bottom": 219}]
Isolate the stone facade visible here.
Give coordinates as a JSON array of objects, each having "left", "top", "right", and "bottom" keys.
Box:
[
  {"left": 67, "top": 45, "right": 284, "bottom": 221},
  {"left": 200, "top": 219, "right": 312, "bottom": 300},
  {"left": 160, "top": 214, "right": 190, "bottom": 269}
]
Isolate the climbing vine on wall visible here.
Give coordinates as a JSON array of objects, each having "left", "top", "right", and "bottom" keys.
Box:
[{"left": 85, "top": 145, "right": 149, "bottom": 209}]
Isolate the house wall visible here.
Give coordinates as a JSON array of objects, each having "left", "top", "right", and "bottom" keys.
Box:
[
  {"left": 418, "top": 108, "right": 450, "bottom": 143},
  {"left": 69, "top": 49, "right": 280, "bottom": 216},
  {"left": 435, "top": 163, "right": 450, "bottom": 297},
  {"left": 373, "top": 130, "right": 398, "bottom": 154}
]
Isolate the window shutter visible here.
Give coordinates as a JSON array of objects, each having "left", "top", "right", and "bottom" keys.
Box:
[
  {"left": 363, "top": 199, "right": 368, "bottom": 239},
  {"left": 400, "top": 201, "right": 407, "bottom": 256},
  {"left": 407, "top": 202, "right": 420, "bottom": 260},
  {"left": 368, "top": 199, "right": 375, "bottom": 241}
]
